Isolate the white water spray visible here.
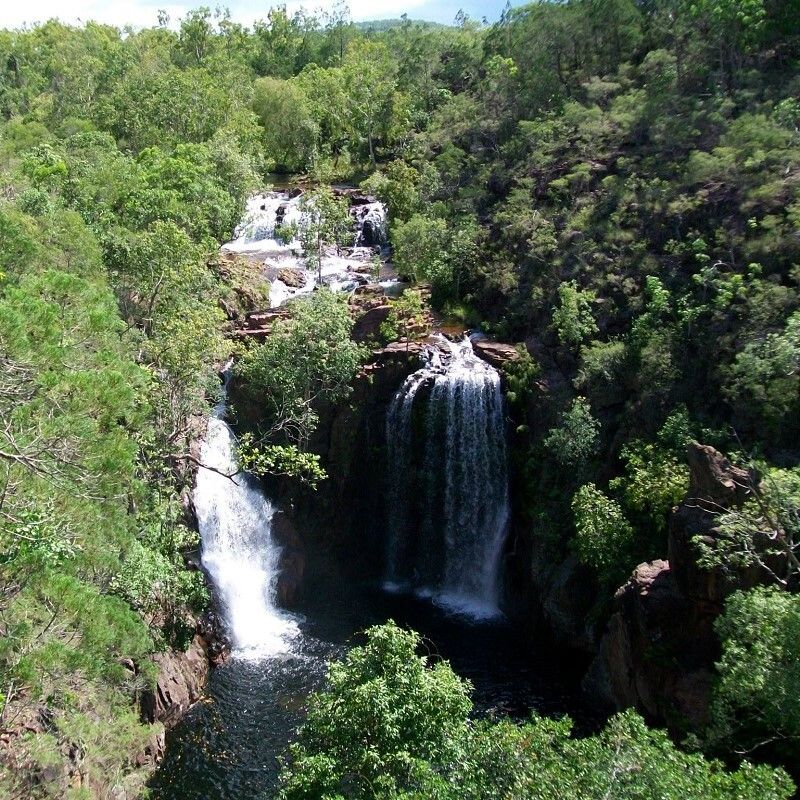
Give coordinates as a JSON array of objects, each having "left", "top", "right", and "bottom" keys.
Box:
[
  {"left": 385, "top": 336, "right": 510, "bottom": 620},
  {"left": 221, "top": 191, "right": 391, "bottom": 308},
  {"left": 194, "top": 375, "right": 297, "bottom": 657}
]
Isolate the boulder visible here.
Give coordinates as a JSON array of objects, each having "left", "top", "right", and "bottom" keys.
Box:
[
  {"left": 197, "top": 609, "right": 230, "bottom": 665},
  {"left": 471, "top": 339, "right": 519, "bottom": 370},
  {"left": 360, "top": 215, "right": 386, "bottom": 246},
  {"left": 277, "top": 267, "right": 306, "bottom": 289},
  {"left": 352, "top": 304, "right": 391, "bottom": 343},
  {"left": 244, "top": 309, "right": 287, "bottom": 330}
]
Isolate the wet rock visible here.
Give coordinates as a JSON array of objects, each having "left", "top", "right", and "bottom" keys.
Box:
[
  {"left": 360, "top": 216, "right": 386, "bottom": 246},
  {"left": 277, "top": 267, "right": 306, "bottom": 288},
  {"left": 351, "top": 203, "right": 387, "bottom": 246},
  {"left": 197, "top": 610, "right": 230, "bottom": 665},
  {"left": 360, "top": 341, "right": 426, "bottom": 400},
  {"left": 140, "top": 635, "right": 209, "bottom": 728},
  {"left": 539, "top": 556, "right": 602, "bottom": 652},
  {"left": 272, "top": 510, "right": 305, "bottom": 607},
  {"left": 353, "top": 284, "right": 386, "bottom": 299},
  {"left": 135, "top": 728, "right": 166, "bottom": 768}
]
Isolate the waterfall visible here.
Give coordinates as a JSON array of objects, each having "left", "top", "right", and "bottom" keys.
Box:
[
  {"left": 223, "top": 192, "right": 304, "bottom": 256},
  {"left": 385, "top": 336, "right": 510, "bottom": 619},
  {"left": 194, "top": 373, "right": 297, "bottom": 657},
  {"left": 221, "top": 191, "right": 390, "bottom": 307},
  {"left": 353, "top": 201, "right": 387, "bottom": 247}
]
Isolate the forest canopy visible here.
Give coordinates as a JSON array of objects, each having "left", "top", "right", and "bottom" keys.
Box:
[{"left": 0, "top": 0, "right": 798, "bottom": 796}]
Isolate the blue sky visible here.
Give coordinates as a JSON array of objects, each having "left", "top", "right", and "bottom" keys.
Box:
[{"left": 0, "top": 0, "right": 520, "bottom": 30}]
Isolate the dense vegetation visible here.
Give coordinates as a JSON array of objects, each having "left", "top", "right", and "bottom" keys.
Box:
[
  {"left": 0, "top": 0, "right": 797, "bottom": 796},
  {"left": 278, "top": 622, "right": 793, "bottom": 799}
]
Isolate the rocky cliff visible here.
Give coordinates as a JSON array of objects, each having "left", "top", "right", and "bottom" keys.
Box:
[{"left": 584, "top": 443, "right": 766, "bottom": 729}]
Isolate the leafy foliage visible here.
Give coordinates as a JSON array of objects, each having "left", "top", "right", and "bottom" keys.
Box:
[
  {"left": 237, "top": 290, "right": 364, "bottom": 450},
  {"left": 380, "top": 289, "right": 430, "bottom": 345},
  {"left": 552, "top": 280, "right": 598, "bottom": 348},
  {"left": 279, "top": 622, "right": 794, "bottom": 800},
  {"left": 707, "top": 588, "right": 800, "bottom": 766},
  {"left": 572, "top": 483, "right": 634, "bottom": 582},
  {"left": 544, "top": 397, "right": 600, "bottom": 476}
]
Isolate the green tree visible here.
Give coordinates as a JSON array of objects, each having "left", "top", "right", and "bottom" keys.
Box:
[
  {"left": 724, "top": 312, "right": 800, "bottom": 441},
  {"left": 391, "top": 214, "right": 451, "bottom": 298},
  {"left": 278, "top": 622, "right": 472, "bottom": 800},
  {"left": 361, "top": 159, "right": 420, "bottom": 223},
  {"left": 707, "top": 587, "right": 800, "bottom": 765},
  {"left": 552, "top": 279, "right": 598, "bottom": 348},
  {"left": 296, "top": 186, "right": 353, "bottom": 285},
  {"left": 236, "top": 289, "right": 363, "bottom": 448},
  {"left": 544, "top": 397, "right": 601, "bottom": 474},
  {"left": 380, "top": 289, "right": 429, "bottom": 347},
  {"left": 342, "top": 40, "right": 397, "bottom": 164},
  {"left": 572, "top": 483, "right": 634, "bottom": 581},
  {"left": 278, "top": 622, "right": 794, "bottom": 800},
  {"left": 253, "top": 77, "right": 317, "bottom": 172}
]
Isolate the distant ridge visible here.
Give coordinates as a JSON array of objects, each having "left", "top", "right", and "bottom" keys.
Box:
[{"left": 354, "top": 18, "right": 447, "bottom": 31}]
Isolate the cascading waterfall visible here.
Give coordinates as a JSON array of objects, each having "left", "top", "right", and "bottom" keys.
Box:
[
  {"left": 385, "top": 336, "right": 510, "bottom": 619},
  {"left": 223, "top": 192, "right": 304, "bottom": 256},
  {"left": 194, "top": 372, "right": 297, "bottom": 656},
  {"left": 221, "top": 191, "right": 396, "bottom": 307}
]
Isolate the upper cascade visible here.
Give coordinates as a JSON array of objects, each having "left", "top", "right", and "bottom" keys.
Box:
[
  {"left": 222, "top": 190, "right": 390, "bottom": 308},
  {"left": 385, "top": 335, "right": 510, "bottom": 620},
  {"left": 193, "top": 369, "right": 298, "bottom": 657}
]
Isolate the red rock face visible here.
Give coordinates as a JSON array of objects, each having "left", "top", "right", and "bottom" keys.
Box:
[
  {"left": 471, "top": 338, "right": 520, "bottom": 370},
  {"left": 140, "top": 634, "right": 210, "bottom": 729},
  {"left": 585, "top": 442, "right": 769, "bottom": 732}
]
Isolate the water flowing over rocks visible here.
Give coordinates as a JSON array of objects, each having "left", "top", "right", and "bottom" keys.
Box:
[
  {"left": 193, "top": 371, "right": 298, "bottom": 657},
  {"left": 221, "top": 190, "right": 391, "bottom": 308}
]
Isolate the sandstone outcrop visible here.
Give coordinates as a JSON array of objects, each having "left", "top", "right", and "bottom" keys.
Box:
[
  {"left": 140, "top": 634, "right": 210, "bottom": 729},
  {"left": 585, "top": 442, "right": 762, "bottom": 729},
  {"left": 471, "top": 338, "right": 519, "bottom": 370}
]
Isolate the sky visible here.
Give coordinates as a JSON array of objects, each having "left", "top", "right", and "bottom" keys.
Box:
[{"left": 0, "top": 0, "right": 517, "bottom": 30}]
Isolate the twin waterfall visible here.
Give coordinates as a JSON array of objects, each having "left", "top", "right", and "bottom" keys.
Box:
[
  {"left": 385, "top": 336, "right": 510, "bottom": 619},
  {"left": 194, "top": 374, "right": 297, "bottom": 656},
  {"left": 195, "top": 193, "right": 510, "bottom": 656}
]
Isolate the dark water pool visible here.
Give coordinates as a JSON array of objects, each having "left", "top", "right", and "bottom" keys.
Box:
[{"left": 150, "top": 574, "right": 598, "bottom": 800}]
